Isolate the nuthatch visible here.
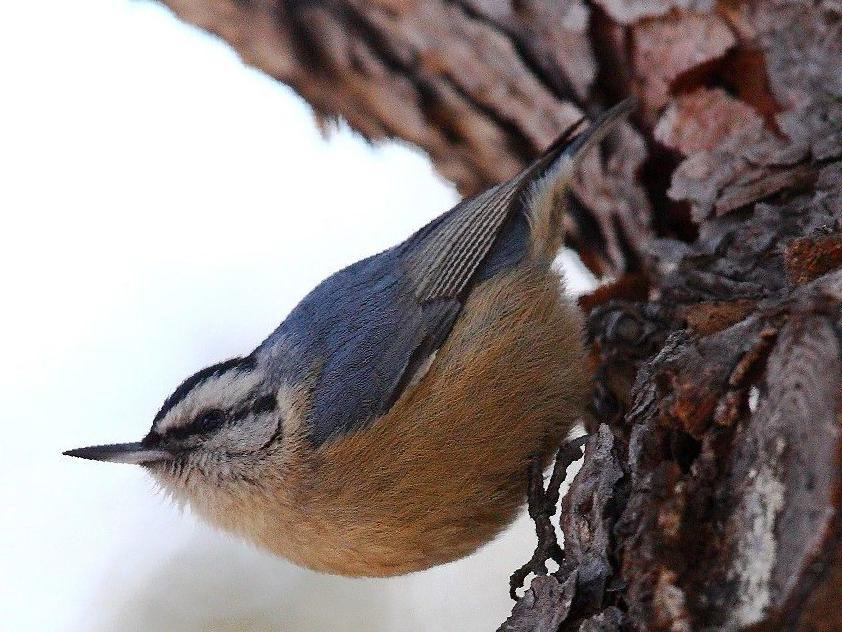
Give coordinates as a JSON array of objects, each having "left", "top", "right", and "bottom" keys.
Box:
[{"left": 66, "top": 100, "right": 632, "bottom": 577}]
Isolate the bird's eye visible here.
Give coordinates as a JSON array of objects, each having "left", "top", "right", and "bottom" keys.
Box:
[{"left": 194, "top": 409, "right": 226, "bottom": 433}]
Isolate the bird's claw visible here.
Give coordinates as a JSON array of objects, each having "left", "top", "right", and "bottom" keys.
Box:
[{"left": 509, "top": 435, "right": 588, "bottom": 600}]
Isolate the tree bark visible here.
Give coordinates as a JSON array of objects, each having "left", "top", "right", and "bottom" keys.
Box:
[{"left": 156, "top": 0, "right": 842, "bottom": 629}]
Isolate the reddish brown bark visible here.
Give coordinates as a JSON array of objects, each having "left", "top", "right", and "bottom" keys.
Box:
[{"left": 156, "top": 0, "right": 842, "bottom": 629}]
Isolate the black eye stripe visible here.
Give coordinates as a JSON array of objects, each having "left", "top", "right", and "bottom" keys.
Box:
[
  {"left": 158, "top": 395, "right": 278, "bottom": 442},
  {"left": 196, "top": 409, "right": 226, "bottom": 431},
  {"left": 168, "top": 409, "right": 226, "bottom": 440},
  {"left": 141, "top": 431, "right": 162, "bottom": 447},
  {"left": 252, "top": 395, "right": 277, "bottom": 414}
]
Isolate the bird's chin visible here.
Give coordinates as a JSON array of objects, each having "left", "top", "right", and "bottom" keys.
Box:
[
  {"left": 146, "top": 463, "right": 244, "bottom": 535},
  {"left": 143, "top": 461, "right": 195, "bottom": 508},
  {"left": 143, "top": 457, "right": 189, "bottom": 489}
]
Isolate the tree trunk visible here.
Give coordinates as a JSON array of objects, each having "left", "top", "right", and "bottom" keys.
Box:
[{"left": 156, "top": 0, "right": 842, "bottom": 629}]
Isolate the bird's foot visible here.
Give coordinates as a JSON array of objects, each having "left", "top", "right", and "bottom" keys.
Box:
[{"left": 509, "top": 435, "right": 588, "bottom": 600}]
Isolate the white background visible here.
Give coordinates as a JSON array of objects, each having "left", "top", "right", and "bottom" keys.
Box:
[{"left": 0, "top": 2, "right": 594, "bottom": 630}]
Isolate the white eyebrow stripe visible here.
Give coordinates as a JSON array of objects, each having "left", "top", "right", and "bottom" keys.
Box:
[{"left": 156, "top": 368, "right": 266, "bottom": 434}]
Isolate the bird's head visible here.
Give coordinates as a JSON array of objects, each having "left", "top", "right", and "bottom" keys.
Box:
[{"left": 64, "top": 355, "right": 298, "bottom": 497}]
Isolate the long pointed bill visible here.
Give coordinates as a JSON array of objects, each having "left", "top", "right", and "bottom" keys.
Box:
[{"left": 63, "top": 442, "right": 173, "bottom": 465}]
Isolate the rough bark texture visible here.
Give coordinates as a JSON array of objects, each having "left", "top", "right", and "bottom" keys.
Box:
[{"left": 156, "top": 0, "right": 842, "bottom": 629}]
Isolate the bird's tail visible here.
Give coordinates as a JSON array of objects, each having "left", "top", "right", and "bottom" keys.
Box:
[{"left": 523, "top": 98, "right": 634, "bottom": 263}]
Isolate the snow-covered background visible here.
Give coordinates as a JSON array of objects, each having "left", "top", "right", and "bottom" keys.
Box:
[{"left": 0, "top": 2, "right": 594, "bottom": 630}]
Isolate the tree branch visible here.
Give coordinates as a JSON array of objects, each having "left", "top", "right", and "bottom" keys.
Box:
[{"left": 154, "top": 0, "right": 842, "bottom": 628}]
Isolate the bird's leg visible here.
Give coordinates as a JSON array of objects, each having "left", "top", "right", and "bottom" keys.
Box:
[
  {"left": 509, "top": 435, "right": 588, "bottom": 600},
  {"left": 507, "top": 456, "right": 563, "bottom": 600}
]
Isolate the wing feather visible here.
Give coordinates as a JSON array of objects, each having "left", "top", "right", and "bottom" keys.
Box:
[{"left": 273, "top": 99, "right": 635, "bottom": 445}]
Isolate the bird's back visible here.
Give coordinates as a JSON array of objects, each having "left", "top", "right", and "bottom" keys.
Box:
[
  {"left": 256, "top": 100, "right": 632, "bottom": 448},
  {"left": 259, "top": 187, "right": 534, "bottom": 446}
]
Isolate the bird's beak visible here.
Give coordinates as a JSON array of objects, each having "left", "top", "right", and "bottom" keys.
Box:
[{"left": 63, "top": 442, "right": 173, "bottom": 465}]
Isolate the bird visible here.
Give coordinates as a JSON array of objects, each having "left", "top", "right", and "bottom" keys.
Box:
[{"left": 65, "top": 99, "right": 632, "bottom": 577}]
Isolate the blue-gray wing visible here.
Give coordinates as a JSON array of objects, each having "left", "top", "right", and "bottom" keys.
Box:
[
  {"left": 272, "top": 184, "right": 534, "bottom": 446},
  {"left": 264, "top": 101, "right": 633, "bottom": 446},
  {"left": 273, "top": 188, "right": 546, "bottom": 445},
  {"left": 274, "top": 192, "right": 530, "bottom": 446}
]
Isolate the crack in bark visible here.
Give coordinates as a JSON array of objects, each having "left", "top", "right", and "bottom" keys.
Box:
[{"left": 448, "top": 0, "right": 583, "bottom": 103}]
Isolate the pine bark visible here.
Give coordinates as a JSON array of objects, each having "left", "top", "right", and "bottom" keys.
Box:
[{"left": 157, "top": 0, "right": 842, "bottom": 629}]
